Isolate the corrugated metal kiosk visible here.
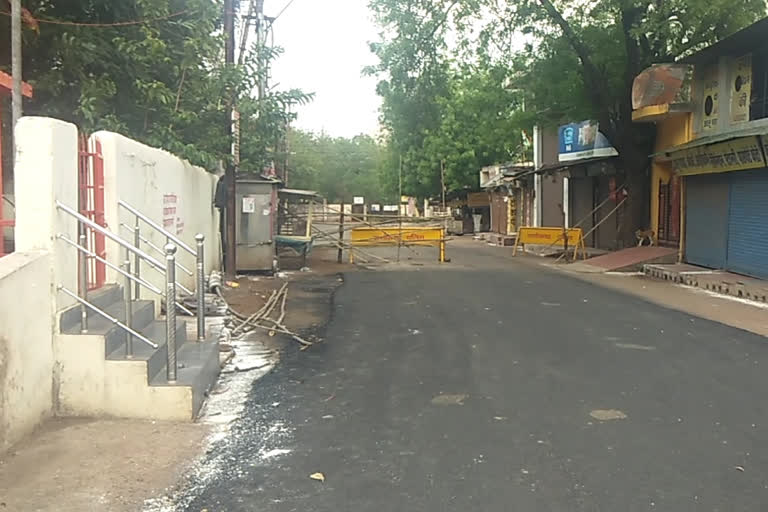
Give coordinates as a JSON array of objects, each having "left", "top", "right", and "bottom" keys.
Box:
[{"left": 236, "top": 178, "right": 279, "bottom": 272}]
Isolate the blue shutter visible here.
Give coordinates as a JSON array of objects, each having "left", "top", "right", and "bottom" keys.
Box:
[
  {"left": 685, "top": 174, "right": 729, "bottom": 269},
  {"left": 726, "top": 169, "right": 768, "bottom": 279}
]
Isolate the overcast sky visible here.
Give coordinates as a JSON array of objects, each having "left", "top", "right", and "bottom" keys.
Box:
[{"left": 268, "top": 0, "right": 382, "bottom": 138}]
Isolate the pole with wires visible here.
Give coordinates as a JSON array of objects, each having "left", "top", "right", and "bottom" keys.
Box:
[
  {"left": 11, "top": 0, "right": 23, "bottom": 127},
  {"left": 397, "top": 155, "right": 403, "bottom": 263},
  {"left": 224, "top": 0, "right": 237, "bottom": 279}
]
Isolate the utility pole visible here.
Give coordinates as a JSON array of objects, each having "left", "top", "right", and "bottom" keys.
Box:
[
  {"left": 11, "top": 0, "right": 22, "bottom": 127},
  {"left": 255, "top": 0, "right": 266, "bottom": 102},
  {"left": 440, "top": 160, "right": 446, "bottom": 211},
  {"left": 237, "top": 0, "right": 257, "bottom": 66},
  {"left": 224, "top": 0, "right": 237, "bottom": 278},
  {"left": 397, "top": 155, "right": 403, "bottom": 263}
]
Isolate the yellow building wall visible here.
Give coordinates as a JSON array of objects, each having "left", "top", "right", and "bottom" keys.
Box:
[{"left": 649, "top": 114, "right": 692, "bottom": 237}]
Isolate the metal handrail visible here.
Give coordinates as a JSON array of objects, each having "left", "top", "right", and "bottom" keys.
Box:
[
  {"left": 56, "top": 201, "right": 165, "bottom": 272},
  {"left": 57, "top": 233, "right": 194, "bottom": 316},
  {"left": 56, "top": 202, "right": 193, "bottom": 309},
  {"left": 58, "top": 285, "right": 159, "bottom": 349},
  {"left": 56, "top": 198, "right": 205, "bottom": 381},
  {"left": 118, "top": 200, "right": 196, "bottom": 256},
  {"left": 57, "top": 234, "right": 162, "bottom": 295},
  {"left": 120, "top": 222, "right": 193, "bottom": 276}
]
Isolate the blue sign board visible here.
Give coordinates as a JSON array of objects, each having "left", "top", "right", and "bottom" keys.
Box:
[{"left": 558, "top": 120, "right": 618, "bottom": 162}]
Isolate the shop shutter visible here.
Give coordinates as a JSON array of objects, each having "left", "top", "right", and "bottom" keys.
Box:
[
  {"left": 569, "top": 177, "right": 594, "bottom": 247},
  {"left": 726, "top": 169, "right": 768, "bottom": 279},
  {"left": 685, "top": 174, "right": 729, "bottom": 269}
]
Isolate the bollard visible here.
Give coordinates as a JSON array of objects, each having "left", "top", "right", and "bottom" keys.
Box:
[
  {"left": 165, "top": 243, "right": 178, "bottom": 382},
  {"left": 195, "top": 233, "right": 206, "bottom": 342},
  {"left": 124, "top": 258, "right": 133, "bottom": 357},
  {"left": 133, "top": 217, "right": 141, "bottom": 299},
  {"left": 79, "top": 232, "right": 89, "bottom": 333}
]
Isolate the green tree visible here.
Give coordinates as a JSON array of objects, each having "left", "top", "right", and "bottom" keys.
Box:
[
  {"left": 287, "top": 130, "right": 389, "bottom": 203},
  {"left": 0, "top": 1, "right": 310, "bottom": 170},
  {"left": 369, "top": 0, "right": 765, "bottom": 241},
  {"left": 368, "top": 1, "right": 532, "bottom": 199}
]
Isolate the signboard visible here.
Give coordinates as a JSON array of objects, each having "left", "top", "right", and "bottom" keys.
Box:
[
  {"left": 349, "top": 226, "right": 446, "bottom": 262},
  {"left": 467, "top": 191, "right": 490, "bottom": 208},
  {"left": 350, "top": 226, "right": 444, "bottom": 245},
  {"left": 670, "top": 136, "right": 765, "bottom": 176},
  {"left": 163, "top": 193, "right": 184, "bottom": 235},
  {"left": 701, "top": 65, "right": 719, "bottom": 132},
  {"left": 632, "top": 64, "right": 691, "bottom": 110},
  {"left": 513, "top": 227, "right": 586, "bottom": 259},
  {"left": 730, "top": 54, "right": 752, "bottom": 124},
  {"left": 371, "top": 204, "right": 381, "bottom": 212},
  {"left": 353, "top": 196, "right": 365, "bottom": 205},
  {"left": 558, "top": 121, "right": 618, "bottom": 162},
  {"left": 516, "top": 227, "right": 583, "bottom": 246},
  {"left": 242, "top": 196, "right": 256, "bottom": 213}
]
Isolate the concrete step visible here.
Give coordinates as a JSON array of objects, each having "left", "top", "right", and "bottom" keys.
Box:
[
  {"left": 62, "top": 299, "right": 156, "bottom": 356},
  {"left": 106, "top": 318, "right": 186, "bottom": 385},
  {"left": 644, "top": 263, "right": 768, "bottom": 304},
  {"left": 148, "top": 339, "right": 221, "bottom": 417},
  {"left": 59, "top": 284, "right": 123, "bottom": 332}
]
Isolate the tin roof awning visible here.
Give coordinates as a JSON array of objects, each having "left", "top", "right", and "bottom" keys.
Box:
[
  {"left": 278, "top": 188, "right": 319, "bottom": 197},
  {"left": 652, "top": 125, "right": 768, "bottom": 158},
  {"left": 678, "top": 18, "right": 768, "bottom": 65},
  {"left": 536, "top": 156, "right": 617, "bottom": 174}
]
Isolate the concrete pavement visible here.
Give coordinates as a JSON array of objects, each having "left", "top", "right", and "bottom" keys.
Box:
[{"left": 178, "top": 241, "right": 768, "bottom": 511}]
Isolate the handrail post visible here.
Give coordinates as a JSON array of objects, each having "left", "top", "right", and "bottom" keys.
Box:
[
  {"left": 195, "top": 233, "right": 206, "bottom": 342},
  {"left": 78, "top": 232, "right": 89, "bottom": 333},
  {"left": 165, "top": 243, "right": 178, "bottom": 382},
  {"left": 123, "top": 258, "right": 133, "bottom": 357},
  {"left": 133, "top": 216, "right": 141, "bottom": 299}
]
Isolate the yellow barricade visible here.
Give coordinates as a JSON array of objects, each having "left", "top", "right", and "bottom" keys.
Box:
[
  {"left": 512, "top": 227, "right": 586, "bottom": 259},
  {"left": 349, "top": 226, "right": 446, "bottom": 263}
]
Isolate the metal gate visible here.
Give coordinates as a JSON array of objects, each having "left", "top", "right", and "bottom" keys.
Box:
[
  {"left": 78, "top": 134, "right": 106, "bottom": 290},
  {"left": 0, "top": 114, "right": 12, "bottom": 258},
  {"left": 657, "top": 175, "right": 681, "bottom": 244}
]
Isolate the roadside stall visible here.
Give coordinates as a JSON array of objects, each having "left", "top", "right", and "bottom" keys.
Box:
[{"left": 276, "top": 188, "right": 320, "bottom": 268}]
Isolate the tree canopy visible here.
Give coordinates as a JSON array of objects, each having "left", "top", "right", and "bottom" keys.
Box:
[
  {"left": 287, "top": 130, "right": 390, "bottom": 203},
  {"left": 0, "top": 0, "right": 310, "bottom": 171},
  {"left": 369, "top": 0, "right": 766, "bottom": 236}
]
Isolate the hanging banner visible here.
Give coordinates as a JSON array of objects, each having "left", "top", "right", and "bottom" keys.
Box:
[
  {"left": 558, "top": 121, "right": 618, "bottom": 162},
  {"left": 670, "top": 136, "right": 765, "bottom": 175},
  {"left": 730, "top": 54, "right": 752, "bottom": 124}
]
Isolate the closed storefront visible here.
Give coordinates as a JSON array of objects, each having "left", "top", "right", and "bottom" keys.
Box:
[
  {"left": 685, "top": 173, "right": 729, "bottom": 269},
  {"left": 684, "top": 168, "right": 768, "bottom": 279},
  {"left": 489, "top": 190, "right": 508, "bottom": 235},
  {"left": 726, "top": 169, "right": 768, "bottom": 278},
  {"left": 540, "top": 172, "right": 564, "bottom": 227}
]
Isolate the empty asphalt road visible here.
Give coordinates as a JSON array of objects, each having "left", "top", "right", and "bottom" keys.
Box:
[{"left": 182, "top": 242, "right": 768, "bottom": 511}]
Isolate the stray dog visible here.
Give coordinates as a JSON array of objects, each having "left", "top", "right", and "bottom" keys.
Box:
[{"left": 635, "top": 228, "right": 655, "bottom": 247}]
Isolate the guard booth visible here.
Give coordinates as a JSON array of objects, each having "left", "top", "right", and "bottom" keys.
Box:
[{"left": 235, "top": 177, "right": 279, "bottom": 272}]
